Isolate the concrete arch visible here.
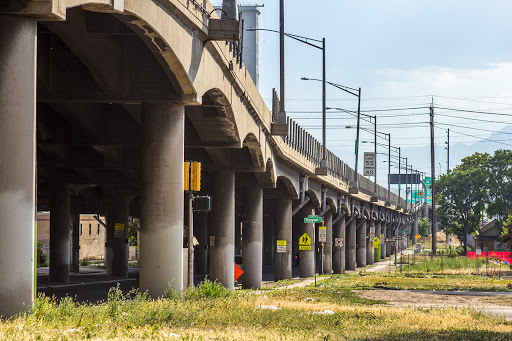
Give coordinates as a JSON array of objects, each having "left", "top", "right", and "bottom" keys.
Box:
[
  {"left": 339, "top": 203, "right": 350, "bottom": 215},
  {"left": 362, "top": 207, "right": 370, "bottom": 219},
  {"left": 243, "top": 133, "right": 265, "bottom": 170},
  {"left": 255, "top": 158, "right": 276, "bottom": 188},
  {"left": 306, "top": 189, "right": 320, "bottom": 209},
  {"left": 326, "top": 197, "right": 337, "bottom": 213},
  {"left": 276, "top": 176, "right": 298, "bottom": 200}
]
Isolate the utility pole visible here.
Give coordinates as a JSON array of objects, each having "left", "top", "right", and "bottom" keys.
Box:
[
  {"left": 398, "top": 147, "right": 401, "bottom": 208},
  {"left": 387, "top": 133, "right": 391, "bottom": 205},
  {"left": 430, "top": 100, "right": 437, "bottom": 255},
  {"left": 374, "top": 116, "right": 378, "bottom": 198},
  {"left": 447, "top": 129, "right": 450, "bottom": 171},
  {"left": 405, "top": 158, "right": 409, "bottom": 210}
]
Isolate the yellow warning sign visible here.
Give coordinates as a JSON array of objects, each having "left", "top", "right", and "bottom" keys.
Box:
[
  {"left": 299, "top": 233, "right": 311, "bottom": 245},
  {"left": 299, "top": 245, "right": 312, "bottom": 251},
  {"left": 374, "top": 237, "right": 380, "bottom": 245},
  {"left": 416, "top": 234, "right": 422, "bottom": 240},
  {"left": 276, "top": 240, "right": 287, "bottom": 246},
  {"left": 115, "top": 223, "right": 124, "bottom": 231}
]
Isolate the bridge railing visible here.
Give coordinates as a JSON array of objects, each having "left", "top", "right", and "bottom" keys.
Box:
[{"left": 282, "top": 117, "right": 407, "bottom": 207}]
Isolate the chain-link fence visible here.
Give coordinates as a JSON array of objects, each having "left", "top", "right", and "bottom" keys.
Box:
[{"left": 394, "top": 253, "right": 511, "bottom": 278}]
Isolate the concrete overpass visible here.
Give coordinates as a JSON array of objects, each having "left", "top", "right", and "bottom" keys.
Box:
[{"left": 0, "top": 0, "right": 414, "bottom": 317}]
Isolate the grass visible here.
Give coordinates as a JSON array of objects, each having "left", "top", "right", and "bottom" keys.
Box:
[
  {"left": 2, "top": 278, "right": 512, "bottom": 340},
  {"left": 321, "top": 272, "right": 512, "bottom": 292}
]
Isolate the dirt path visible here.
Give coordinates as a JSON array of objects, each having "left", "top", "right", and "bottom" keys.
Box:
[{"left": 356, "top": 289, "right": 512, "bottom": 320}]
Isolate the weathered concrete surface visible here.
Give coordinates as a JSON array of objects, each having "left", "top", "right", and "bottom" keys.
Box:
[{"left": 0, "top": 15, "right": 37, "bottom": 318}]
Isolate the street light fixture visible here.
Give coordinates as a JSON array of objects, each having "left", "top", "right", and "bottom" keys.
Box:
[
  {"left": 303, "top": 79, "right": 361, "bottom": 188},
  {"left": 248, "top": 28, "right": 327, "bottom": 174}
]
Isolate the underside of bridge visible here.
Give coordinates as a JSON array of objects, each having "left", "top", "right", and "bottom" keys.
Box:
[{"left": 0, "top": 3, "right": 411, "bottom": 318}]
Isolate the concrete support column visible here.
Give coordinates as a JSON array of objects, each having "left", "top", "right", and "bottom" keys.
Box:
[
  {"left": 346, "top": 217, "right": 357, "bottom": 271},
  {"left": 412, "top": 216, "right": 419, "bottom": 245},
  {"left": 332, "top": 215, "right": 345, "bottom": 274},
  {"left": 274, "top": 198, "right": 292, "bottom": 281},
  {"left": 322, "top": 211, "right": 333, "bottom": 274},
  {"left": 70, "top": 214, "right": 80, "bottom": 273},
  {"left": 298, "top": 204, "right": 315, "bottom": 278},
  {"left": 381, "top": 222, "right": 387, "bottom": 259},
  {"left": 140, "top": 103, "right": 184, "bottom": 296},
  {"left": 386, "top": 223, "right": 392, "bottom": 257},
  {"left": 0, "top": 15, "right": 37, "bottom": 318},
  {"left": 208, "top": 171, "right": 235, "bottom": 289},
  {"left": 366, "top": 221, "right": 374, "bottom": 265},
  {"left": 241, "top": 180, "right": 263, "bottom": 289},
  {"left": 375, "top": 220, "right": 381, "bottom": 262},
  {"left": 194, "top": 213, "right": 208, "bottom": 277},
  {"left": 108, "top": 195, "right": 129, "bottom": 278},
  {"left": 50, "top": 184, "right": 71, "bottom": 283},
  {"left": 356, "top": 219, "right": 367, "bottom": 267}
]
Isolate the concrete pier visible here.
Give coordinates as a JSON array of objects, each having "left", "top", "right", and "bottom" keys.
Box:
[
  {"left": 386, "top": 222, "right": 392, "bottom": 257},
  {"left": 332, "top": 215, "right": 345, "bottom": 273},
  {"left": 70, "top": 214, "right": 80, "bottom": 273},
  {"left": 139, "top": 103, "right": 185, "bottom": 297},
  {"left": 194, "top": 213, "right": 208, "bottom": 277},
  {"left": 381, "top": 221, "right": 387, "bottom": 259},
  {"left": 241, "top": 179, "right": 263, "bottom": 289},
  {"left": 109, "top": 195, "right": 129, "bottom": 278},
  {"left": 0, "top": 15, "right": 37, "bottom": 317},
  {"left": 346, "top": 217, "right": 357, "bottom": 271},
  {"left": 322, "top": 211, "right": 332, "bottom": 274},
  {"left": 356, "top": 218, "right": 367, "bottom": 267},
  {"left": 274, "top": 198, "right": 292, "bottom": 281},
  {"left": 375, "top": 219, "right": 382, "bottom": 262},
  {"left": 298, "top": 204, "right": 315, "bottom": 278},
  {"left": 208, "top": 171, "right": 235, "bottom": 289},
  {"left": 367, "top": 220, "right": 375, "bottom": 265},
  {"left": 50, "top": 184, "right": 71, "bottom": 283}
]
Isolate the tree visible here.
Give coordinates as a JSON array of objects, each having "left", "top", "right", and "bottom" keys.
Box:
[
  {"left": 487, "top": 150, "right": 512, "bottom": 222},
  {"left": 418, "top": 217, "right": 430, "bottom": 237},
  {"left": 499, "top": 211, "right": 512, "bottom": 250},
  {"left": 437, "top": 155, "right": 488, "bottom": 253}
]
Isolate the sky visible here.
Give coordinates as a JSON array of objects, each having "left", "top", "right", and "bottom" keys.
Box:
[{"left": 214, "top": 1, "right": 512, "bottom": 192}]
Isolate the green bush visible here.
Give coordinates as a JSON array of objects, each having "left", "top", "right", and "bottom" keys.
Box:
[{"left": 184, "top": 278, "right": 233, "bottom": 300}]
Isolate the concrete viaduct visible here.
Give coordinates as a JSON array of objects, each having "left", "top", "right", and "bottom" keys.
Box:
[{"left": 0, "top": 0, "right": 415, "bottom": 317}]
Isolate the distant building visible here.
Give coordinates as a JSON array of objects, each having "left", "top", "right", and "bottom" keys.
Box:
[
  {"left": 474, "top": 219, "right": 510, "bottom": 252},
  {"left": 37, "top": 212, "right": 106, "bottom": 261}
]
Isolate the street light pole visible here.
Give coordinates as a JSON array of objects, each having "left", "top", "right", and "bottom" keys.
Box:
[
  {"left": 350, "top": 88, "right": 362, "bottom": 194},
  {"left": 405, "top": 157, "right": 408, "bottom": 211},
  {"left": 279, "top": 0, "right": 285, "bottom": 117},
  {"left": 321, "top": 37, "right": 327, "bottom": 172}
]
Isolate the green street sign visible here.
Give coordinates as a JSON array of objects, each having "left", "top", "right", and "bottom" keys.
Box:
[
  {"left": 355, "top": 140, "right": 359, "bottom": 155},
  {"left": 304, "top": 215, "right": 323, "bottom": 223}
]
